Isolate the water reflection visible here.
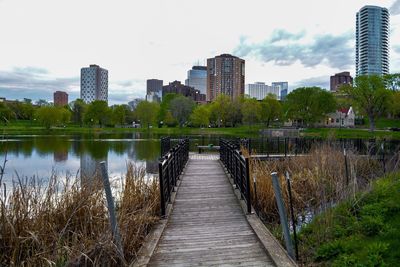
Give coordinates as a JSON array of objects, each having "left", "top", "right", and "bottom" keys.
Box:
[{"left": 0, "top": 134, "right": 162, "bottom": 190}]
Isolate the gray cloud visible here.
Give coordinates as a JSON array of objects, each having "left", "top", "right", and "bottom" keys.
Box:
[
  {"left": 0, "top": 67, "right": 79, "bottom": 102},
  {"left": 234, "top": 30, "right": 354, "bottom": 69},
  {"left": 390, "top": 0, "right": 400, "bottom": 15},
  {"left": 292, "top": 76, "right": 330, "bottom": 90},
  {"left": 270, "top": 29, "right": 306, "bottom": 43}
]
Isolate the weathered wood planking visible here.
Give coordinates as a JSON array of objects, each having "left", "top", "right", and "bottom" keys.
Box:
[{"left": 147, "top": 158, "right": 274, "bottom": 266}]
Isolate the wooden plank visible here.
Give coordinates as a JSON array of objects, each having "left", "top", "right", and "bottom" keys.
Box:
[{"left": 147, "top": 159, "right": 274, "bottom": 266}]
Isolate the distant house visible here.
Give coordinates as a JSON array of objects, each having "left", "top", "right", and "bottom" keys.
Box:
[{"left": 317, "top": 107, "right": 355, "bottom": 128}]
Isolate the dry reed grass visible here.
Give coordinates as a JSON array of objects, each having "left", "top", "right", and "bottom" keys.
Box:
[
  {"left": 247, "top": 143, "right": 394, "bottom": 225},
  {"left": 0, "top": 162, "right": 159, "bottom": 266}
]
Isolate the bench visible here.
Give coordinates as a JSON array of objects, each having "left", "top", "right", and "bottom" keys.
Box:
[{"left": 197, "top": 145, "right": 220, "bottom": 154}]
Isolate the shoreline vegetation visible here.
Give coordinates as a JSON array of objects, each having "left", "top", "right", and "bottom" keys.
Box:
[
  {"left": 246, "top": 142, "right": 400, "bottom": 266},
  {"left": 1, "top": 120, "right": 400, "bottom": 139},
  {"left": 0, "top": 163, "right": 160, "bottom": 266}
]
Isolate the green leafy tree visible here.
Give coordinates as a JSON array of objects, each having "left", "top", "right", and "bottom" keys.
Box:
[
  {"left": 158, "top": 93, "right": 178, "bottom": 123},
  {"left": 242, "top": 98, "right": 261, "bottom": 126},
  {"left": 169, "top": 95, "right": 195, "bottom": 127},
  {"left": 389, "top": 91, "right": 400, "bottom": 118},
  {"left": 71, "top": 99, "right": 87, "bottom": 126},
  {"left": 190, "top": 105, "right": 210, "bottom": 127},
  {"left": 209, "top": 94, "right": 232, "bottom": 127},
  {"left": 135, "top": 101, "right": 160, "bottom": 128},
  {"left": 228, "top": 97, "right": 244, "bottom": 127},
  {"left": 260, "top": 94, "right": 283, "bottom": 127},
  {"left": 164, "top": 110, "right": 177, "bottom": 127},
  {"left": 111, "top": 104, "right": 130, "bottom": 126},
  {"left": 59, "top": 107, "right": 71, "bottom": 125},
  {"left": 0, "top": 102, "right": 15, "bottom": 124},
  {"left": 383, "top": 73, "right": 400, "bottom": 91},
  {"left": 84, "top": 100, "right": 111, "bottom": 127},
  {"left": 342, "top": 75, "right": 391, "bottom": 131},
  {"left": 35, "top": 99, "right": 50, "bottom": 107},
  {"left": 285, "top": 87, "right": 337, "bottom": 126},
  {"left": 34, "top": 106, "right": 63, "bottom": 129}
]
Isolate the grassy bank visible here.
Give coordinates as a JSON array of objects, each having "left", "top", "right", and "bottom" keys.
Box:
[
  {"left": 298, "top": 173, "right": 400, "bottom": 266},
  {"left": 0, "top": 164, "right": 159, "bottom": 266},
  {"left": 247, "top": 142, "right": 400, "bottom": 266},
  {"left": 1, "top": 120, "right": 400, "bottom": 139}
]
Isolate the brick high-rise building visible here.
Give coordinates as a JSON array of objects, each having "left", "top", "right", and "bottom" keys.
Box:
[
  {"left": 53, "top": 91, "right": 68, "bottom": 106},
  {"left": 330, "top": 72, "right": 353, "bottom": 92},
  {"left": 162, "top": 81, "right": 206, "bottom": 103},
  {"left": 80, "top": 64, "right": 108, "bottom": 104},
  {"left": 207, "top": 54, "right": 245, "bottom": 101}
]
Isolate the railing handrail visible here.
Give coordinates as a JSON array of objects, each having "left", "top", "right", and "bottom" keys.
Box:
[
  {"left": 158, "top": 138, "right": 189, "bottom": 217},
  {"left": 220, "top": 138, "right": 252, "bottom": 213}
]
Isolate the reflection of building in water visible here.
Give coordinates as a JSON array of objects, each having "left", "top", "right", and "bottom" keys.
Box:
[
  {"left": 80, "top": 153, "right": 107, "bottom": 184},
  {"left": 146, "top": 160, "right": 159, "bottom": 174},
  {"left": 54, "top": 151, "right": 68, "bottom": 162}
]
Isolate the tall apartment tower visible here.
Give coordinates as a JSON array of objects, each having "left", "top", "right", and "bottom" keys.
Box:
[
  {"left": 356, "top": 5, "right": 389, "bottom": 76},
  {"left": 185, "top": 66, "right": 207, "bottom": 95},
  {"left": 80, "top": 64, "right": 108, "bottom": 104},
  {"left": 330, "top": 72, "right": 353, "bottom": 91},
  {"left": 53, "top": 91, "right": 68, "bottom": 106},
  {"left": 207, "top": 54, "right": 245, "bottom": 101},
  {"left": 272, "top": 82, "right": 289, "bottom": 100}
]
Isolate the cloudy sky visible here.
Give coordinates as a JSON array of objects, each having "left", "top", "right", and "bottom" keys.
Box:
[{"left": 0, "top": 0, "right": 400, "bottom": 105}]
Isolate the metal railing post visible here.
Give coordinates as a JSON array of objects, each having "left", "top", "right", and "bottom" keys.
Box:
[
  {"left": 159, "top": 160, "right": 166, "bottom": 217},
  {"left": 271, "top": 172, "right": 295, "bottom": 260},
  {"left": 100, "top": 162, "right": 124, "bottom": 261},
  {"left": 245, "top": 157, "right": 251, "bottom": 214}
]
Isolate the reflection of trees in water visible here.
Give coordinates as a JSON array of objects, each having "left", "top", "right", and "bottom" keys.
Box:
[
  {"left": 1, "top": 135, "right": 161, "bottom": 162},
  {"left": 133, "top": 140, "right": 160, "bottom": 161}
]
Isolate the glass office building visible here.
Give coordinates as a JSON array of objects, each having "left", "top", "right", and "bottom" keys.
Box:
[{"left": 356, "top": 5, "right": 389, "bottom": 76}]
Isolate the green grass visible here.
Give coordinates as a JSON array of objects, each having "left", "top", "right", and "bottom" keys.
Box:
[
  {"left": 298, "top": 173, "right": 400, "bottom": 266},
  {"left": 303, "top": 128, "right": 400, "bottom": 139},
  {"left": 2, "top": 120, "right": 400, "bottom": 139}
]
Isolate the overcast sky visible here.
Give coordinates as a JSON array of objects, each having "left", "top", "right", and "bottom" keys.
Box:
[{"left": 1, "top": 0, "right": 400, "bottom": 105}]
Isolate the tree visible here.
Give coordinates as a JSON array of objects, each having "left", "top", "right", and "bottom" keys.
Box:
[
  {"left": 36, "top": 99, "right": 50, "bottom": 107},
  {"left": 84, "top": 100, "right": 111, "bottom": 127},
  {"left": 285, "top": 87, "right": 337, "bottom": 126},
  {"left": 164, "top": 110, "right": 177, "bottom": 127},
  {"left": 209, "top": 94, "right": 232, "bottom": 127},
  {"left": 0, "top": 102, "right": 15, "bottom": 124},
  {"left": 389, "top": 91, "right": 400, "bottom": 118},
  {"left": 135, "top": 101, "right": 160, "bottom": 128},
  {"left": 71, "top": 99, "right": 87, "bottom": 126},
  {"left": 342, "top": 75, "right": 391, "bottom": 131},
  {"left": 190, "top": 105, "right": 210, "bottom": 127},
  {"left": 260, "top": 94, "right": 282, "bottom": 127},
  {"left": 158, "top": 93, "right": 178, "bottom": 123},
  {"left": 242, "top": 98, "right": 261, "bottom": 126},
  {"left": 111, "top": 104, "right": 130, "bottom": 126},
  {"left": 169, "top": 95, "right": 195, "bottom": 127},
  {"left": 383, "top": 73, "right": 400, "bottom": 91},
  {"left": 34, "top": 106, "right": 63, "bottom": 129}
]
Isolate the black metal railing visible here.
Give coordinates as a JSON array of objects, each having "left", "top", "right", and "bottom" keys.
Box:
[
  {"left": 220, "top": 138, "right": 252, "bottom": 213},
  {"left": 159, "top": 138, "right": 189, "bottom": 217},
  {"left": 160, "top": 137, "right": 171, "bottom": 157}
]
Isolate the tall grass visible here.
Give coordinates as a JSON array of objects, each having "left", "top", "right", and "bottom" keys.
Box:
[
  {"left": 0, "top": 163, "right": 159, "bottom": 266},
  {"left": 248, "top": 143, "right": 399, "bottom": 225}
]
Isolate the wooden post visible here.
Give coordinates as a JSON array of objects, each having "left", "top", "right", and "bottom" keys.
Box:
[{"left": 100, "top": 162, "right": 124, "bottom": 261}]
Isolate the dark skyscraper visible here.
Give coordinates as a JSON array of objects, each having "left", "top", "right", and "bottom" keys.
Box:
[
  {"left": 356, "top": 5, "right": 389, "bottom": 76},
  {"left": 207, "top": 54, "right": 245, "bottom": 102},
  {"left": 330, "top": 72, "right": 353, "bottom": 91}
]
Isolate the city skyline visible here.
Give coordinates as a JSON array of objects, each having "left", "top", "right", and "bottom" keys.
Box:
[{"left": 0, "top": 0, "right": 400, "bottom": 105}]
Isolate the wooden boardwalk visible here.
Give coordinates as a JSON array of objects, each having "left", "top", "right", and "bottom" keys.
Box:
[{"left": 147, "top": 157, "right": 275, "bottom": 266}]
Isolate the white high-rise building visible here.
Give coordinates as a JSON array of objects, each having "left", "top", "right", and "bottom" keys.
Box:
[
  {"left": 80, "top": 64, "right": 108, "bottom": 103},
  {"left": 272, "top": 82, "right": 289, "bottom": 100},
  {"left": 246, "top": 82, "right": 279, "bottom": 100}
]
